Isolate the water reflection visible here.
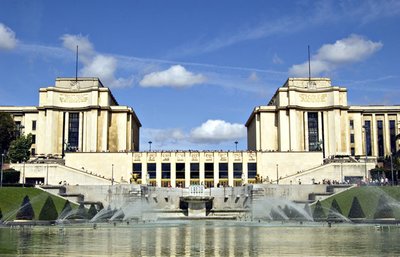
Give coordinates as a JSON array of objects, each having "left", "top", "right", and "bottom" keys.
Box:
[{"left": 1, "top": 222, "right": 400, "bottom": 256}]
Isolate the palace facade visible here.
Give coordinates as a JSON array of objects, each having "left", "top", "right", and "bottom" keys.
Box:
[{"left": 2, "top": 77, "right": 399, "bottom": 186}]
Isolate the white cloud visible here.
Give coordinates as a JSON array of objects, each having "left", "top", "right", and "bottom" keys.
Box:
[
  {"left": 139, "top": 65, "right": 206, "bottom": 88},
  {"left": 60, "top": 34, "right": 94, "bottom": 55},
  {"left": 248, "top": 72, "right": 259, "bottom": 82},
  {"left": 272, "top": 53, "right": 284, "bottom": 64},
  {"left": 60, "top": 34, "right": 133, "bottom": 88},
  {"left": 289, "top": 35, "right": 383, "bottom": 76},
  {"left": 141, "top": 119, "right": 246, "bottom": 149},
  {"left": 190, "top": 120, "right": 246, "bottom": 144},
  {"left": 0, "top": 23, "right": 18, "bottom": 50}
]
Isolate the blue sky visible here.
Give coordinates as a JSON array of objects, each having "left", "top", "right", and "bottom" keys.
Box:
[{"left": 0, "top": 0, "right": 399, "bottom": 151}]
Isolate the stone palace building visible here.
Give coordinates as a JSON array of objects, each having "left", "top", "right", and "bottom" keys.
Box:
[{"left": 1, "top": 77, "right": 399, "bottom": 186}]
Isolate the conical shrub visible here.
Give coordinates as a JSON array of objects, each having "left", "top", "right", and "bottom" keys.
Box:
[
  {"left": 39, "top": 196, "right": 58, "bottom": 220},
  {"left": 0, "top": 208, "right": 3, "bottom": 220},
  {"left": 16, "top": 195, "right": 35, "bottom": 220},
  {"left": 327, "top": 199, "right": 343, "bottom": 222},
  {"left": 312, "top": 200, "right": 325, "bottom": 221},
  {"left": 88, "top": 203, "right": 98, "bottom": 219},
  {"left": 373, "top": 195, "right": 394, "bottom": 219},
  {"left": 348, "top": 197, "right": 365, "bottom": 219}
]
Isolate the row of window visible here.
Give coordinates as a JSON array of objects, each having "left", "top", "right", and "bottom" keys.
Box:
[
  {"left": 132, "top": 163, "right": 257, "bottom": 180},
  {"left": 349, "top": 119, "right": 397, "bottom": 157}
]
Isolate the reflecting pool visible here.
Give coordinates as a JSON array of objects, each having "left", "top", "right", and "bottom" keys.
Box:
[{"left": 1, "top": 221, "right": 400, "bottom": 256}]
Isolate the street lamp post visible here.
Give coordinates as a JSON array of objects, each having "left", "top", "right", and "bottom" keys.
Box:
[
  {"left": 235, "top": 141, "right": 238, "bottom": 151},
  {"left": 23, "top": 162, "right": 25, "bottom": 188},
  {"left": 362, "top": 125, "right": 368, "bottom": 183},
  {"left": 111, "top": 164, "right": 114, "bottom": 185},
  {"left": 46, "top": 163, "right": 49, "bottom": 185},
  {"left": 146, "top": 173, "right": 150, "bottom": 186},
  {"left": 0, "top": 153, "right": 4, "bottom": 188},
  {"left": 241, "top": 172, "right": 246, "bottom": 186},
  {"left": 340, "top": 157, "right": 343, "bottom": 183},
  {"left": 276, "top": 164, "right": 279, "bottom": 185},
  {"left": 148, "top": 141, "right": 152, "bottom": 151},
  {"left": 390, "top": 153, "right": 394, "bottom": 186}
]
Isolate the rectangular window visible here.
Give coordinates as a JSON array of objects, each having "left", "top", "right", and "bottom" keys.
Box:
[
  {"left": 308, "top": 112, "right": 319, "bottom": 151},
  {"left": 190, "top": 163, "right": 199, "bottom": 179},
  {"left": 390, "top": 120, "right": 396, "bottom": 154},
  {"left": 351, "top": 147, "right": 355, "bottom": 156},
  {"left": 176, "top": 163, "right": 185, "bottom": 179},
  {"left": 364, "top": 121, "right": 372, "bottom": 156},
  {"left": 15, "top": 121, "right": 22, "bottom": 137},
  {"left": 132, "top": 163, "right": 142, "bottom": 179},
  {"left": 248, "top": 163, "right": 257, "bottom": 179},
  {"left": 350, "top": 133, "right": 354, "bottom": 144},
  {"left": 349, "top": 120, "right": 354, "bottom": 130},
  {"left": 31, "top": 148, "right": 35, "bottom": 156},
  {"left": 31, "top": 134, "right": 36, "bottom": 144},
  {"left": 204, "top": 163, "right": 214, "bottom": 179},
  {"left": 377, "top": 120, "right": 384, "bottom": 157},
  {"left": 162, "top": 163, "right": 171, "bottom": 179},
  {"left": 219, "top": 163, "right": 228, "bottom": 179},
  {"left": 233, "top": 163, "right": 242, "bottom": 179},
  {"left": 147, "top": 163, "right": 156, "bottom": 179},
  {"left": 68, "top": 113, "right": 79, "bottom": 150},
  {"left": 32, "top": 120, "right": 37, "bottom": 131}
]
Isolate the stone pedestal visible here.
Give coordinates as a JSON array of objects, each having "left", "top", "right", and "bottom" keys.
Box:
[{"left": 180, "top": 196, "right": 214, "bottom": 217}]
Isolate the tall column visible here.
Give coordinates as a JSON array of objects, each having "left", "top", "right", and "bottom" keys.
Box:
[
  {"left": 90, "top": 109, "right": 98, "bottom": 152},
  {"left": 304, "top": 112, "right": 309, "bottom": 151},
  {"left": 78, "top": 112, "right": 83, "bottom": 151},
  {"left": 214, "top": 153, "right": 219, "bottom": 187},
  {"left": 384, "top": 114, "right": 391, "bottom": 156},
  {"left": 171, "top": 158, "right": 176, "bottom": 188},
  {"left": 278, "top": 110, "right": 289, "bottom": 151},
  {"left": 45, "top": 110, "right": 54, "bottom": 155},
  {"left": 289, "top": 109, "right": 297, "bottom": 151},
  {"left": 185, "top": 154, "right": 190, "bottom": 187},
  {"left": 371, "top": 114, "right": 377, "bottom": 157},
  {"left": 228, "top": 152, "right": 234, "bottom": 186},
  {"left": 199, "top": 153, "right": 205, "bottom": 186},
  {"left": 156, "top": 153, "right": 161, "bottom": 187}
]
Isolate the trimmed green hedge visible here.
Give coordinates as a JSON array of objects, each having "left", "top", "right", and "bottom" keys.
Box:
[
  {"left": 0, "top": 188, "right": 77, "bottom": 221},
  {"left": 312, "top": 186, "right": 400, "bottom": 220}
]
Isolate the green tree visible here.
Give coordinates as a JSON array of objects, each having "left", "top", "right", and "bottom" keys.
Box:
[
  {"left": 312, "top": 200, "right": 326, "bottom": 221},
  {"left": 88, "top": 203, "right": 98, "bottom": 219},
  {"left": 327, "top": 199, "right": 343, "bottom": 222},
  {"left": 304, "top": 203, "right": 312, "bottom": 218},
  {"left": 16, "top": 195, "right": 35, "bottom": 220},
  {"left": 2, "top": 168, "right": 20, "bottom": 184},
  {"left": 39, "top": 196, "right": 59, "bottom": 221},
  {"left": 8, "top": 134, "right": 32, "bottom": 163},
  {"left": 348, "top": 197, "right": 365, "bottom": 219},
  {"left": 0, "top": 113, "right": 16, "bottom": 155},
  {"left": 373, "top": 195, "right": 394, "bottom": 219}
]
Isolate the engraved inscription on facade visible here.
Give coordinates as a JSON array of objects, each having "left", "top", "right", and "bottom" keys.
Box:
[
  {"left": 205, "top": 153, "right": 213, "bottom": 162},
  {"left": 219, "top": 153, "right": 228, "bottom": 162},
  {"left": 162, "top": 153, "right": 171, "bottom": 161},
  {"left": 248, "top": 152, "right": 256, "bottom": 161},
  {"left": 234, "top": 153, "right": 242, "bottom": 161},
  {"left": 59, "top": 93, "right": 89, "bottom": 103},
  {"left": 133, "top": 153, "right": 142, "bottom": 161},
  {"left": 176, "top": 153, "right": 185, "bottom": 162},
  {"left": 299, "top": 93, "right": 327, "bottom": 103},
  {"left": 148, "top": 153, "right": 156, "bottom": 162},
  {"left": 191, "top": 153, "right": 199, "bottom": 162}
]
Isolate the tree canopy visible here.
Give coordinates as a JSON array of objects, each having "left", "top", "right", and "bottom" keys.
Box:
[
  {"left": 8, "top": 134, "right": 32, "bottom": 163},
  {"left": 0, "top": 113, "right": 16, "bottom": 156}
]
